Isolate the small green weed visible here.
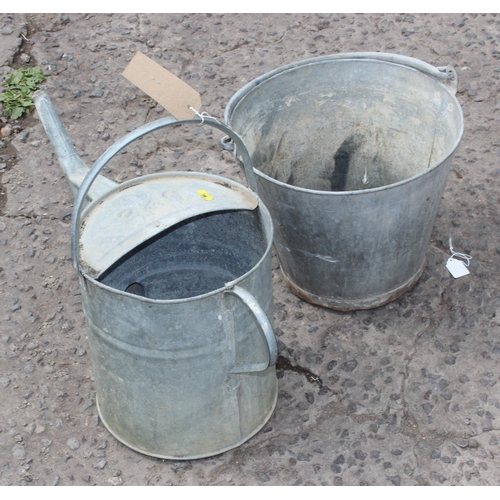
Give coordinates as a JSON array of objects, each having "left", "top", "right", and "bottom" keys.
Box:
[{"left": 0, "top": 67, "right": 46, "bottom": 120}]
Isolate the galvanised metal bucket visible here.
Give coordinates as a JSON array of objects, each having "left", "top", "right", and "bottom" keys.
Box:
[
  {"left": 224, "top": 52, "right": 464, "bottom": 310},
  {"left": 36, "top": 93, "right": 278, "bottom": 459}
]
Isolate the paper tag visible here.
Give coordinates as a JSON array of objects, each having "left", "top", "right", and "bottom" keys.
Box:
[
  {"left": 122, "top": 51, "right": 202, "bottom": 120},
  {"left": 446, "top": 257, "right": 470, "bottom": 278}
]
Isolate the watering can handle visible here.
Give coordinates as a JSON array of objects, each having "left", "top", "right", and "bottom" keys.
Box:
[
  {"left": 225, "top": 286, "right": 278, "bottom": 373},
  {"left": 71, "top": 116, "right": 258, "bottom": 270}
]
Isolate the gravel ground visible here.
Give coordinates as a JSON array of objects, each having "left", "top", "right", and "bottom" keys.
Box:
[{"left": 1, "top": 12, "right": 500, "bottom": 486}]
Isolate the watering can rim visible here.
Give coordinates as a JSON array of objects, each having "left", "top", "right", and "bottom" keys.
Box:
[
  {"left": 224, "top": 51, "right": 464, "bottom": 196},
  {"left": 78, "top": 170, "right": 261, "bottom": 279},
  {"left": 79, "top": 198, "right": 274, "bottom": 305}
]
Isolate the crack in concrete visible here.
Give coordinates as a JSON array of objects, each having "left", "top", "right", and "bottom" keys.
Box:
[
  {"left": 2, "top": 213, "right": 69, "bottom": 223},
  {"left": 276, "top": 355, "right": 324, "bottom": 388}
]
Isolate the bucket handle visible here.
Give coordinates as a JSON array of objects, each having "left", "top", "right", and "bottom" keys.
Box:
[
  {"left": 71, "top": 116, "right": 259, "bottom": 270},
  {"left": 337, "top": 52, "right": 459, "bottom": 95},
  {"left": 220, "top": 52, "right": 458, "bottom": 151},
  {"left": 225, "top": 286, "right": 278, "bottom": 373}
]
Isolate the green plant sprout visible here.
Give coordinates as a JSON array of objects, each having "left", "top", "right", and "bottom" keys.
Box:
[{"left": 0, "top": 67, "right": 46, "bottom": 120}]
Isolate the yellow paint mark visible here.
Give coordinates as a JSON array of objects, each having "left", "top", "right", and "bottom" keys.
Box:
[{"left": 197, "top": 189, "right": 214, "bottom": 201}]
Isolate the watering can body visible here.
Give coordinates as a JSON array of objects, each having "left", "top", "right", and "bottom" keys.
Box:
[{"left": 34, "top": 91, "right": 278, "bottom": 459}]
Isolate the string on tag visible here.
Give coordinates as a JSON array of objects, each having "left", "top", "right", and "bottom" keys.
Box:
[
  {"left": 448, "top": 238, "right": 472, "bottom": 267},
  {"left": 446, "top": 237, "right": 472, "bottom": 278},
  {"left": 188, "top": 106, "right": 220, "bottom": 125}
]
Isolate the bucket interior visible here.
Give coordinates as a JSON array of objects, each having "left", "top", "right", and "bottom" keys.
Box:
[
  {"left": 98, "top": 209, "right": 268, "bottom": 299},
  {"left": 229, "top": 58, "right": 463, "bottom": 191}
]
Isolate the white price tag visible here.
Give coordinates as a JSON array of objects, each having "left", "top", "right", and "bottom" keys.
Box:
[{"left": 446, "top": 257, "right": 470, "bottom": 278}]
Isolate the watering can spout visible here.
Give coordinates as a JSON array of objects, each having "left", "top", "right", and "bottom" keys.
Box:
[{"left": 33, "top": 90, "right": 117, "bottom": 202}]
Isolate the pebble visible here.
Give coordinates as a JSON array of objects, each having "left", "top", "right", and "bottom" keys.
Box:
[
  {"left": 171, "top": 461, "right": 193, "bottom": 472},
  {"left": 327, "top": 360, "right": 337, "bottom": 370},
  {"left": 482, "top": 419, "right": 494, "bottom": 432},
  {"left": 87, "top": 414, "right": 99, "bottom": 427},
  {"left": 257, "top": 472, "right": 270, "bottom": 482},
  {"left": 93, "top": 460, "right": 107, "bottom": 469},
  {"left": 389, "top": 475, "right": 401, "bottom": 486},
  {"left": 96, "top": 440, "right": 107, "bottom": 450},
  {"left": 445, "top": 356, "right": 457, "bottom": 365},
  {"left": 67, "top": 437, "right": 80, "bottom": 450},
  {"left": 341, "top": 360, "right": 358, "bottom": 372},
  {"left": 81, "top": 399, "right": 94, "bottom": 411},
  {"left": 18, "top": 130, "right": 29, "bottom": 143},
  {"left": 0, "top": 125, "right": 12, "bottom": 137},
  {"left": 23, "top": 362, "right": 34, "bottom": 373},
  {"left": 12, "top": 444, "right": 26, "bottom": 460},
  {"left": 422, "top": 403, "right": 434, "bottom": 415}
]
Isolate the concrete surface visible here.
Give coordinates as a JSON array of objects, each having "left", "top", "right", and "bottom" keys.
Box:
[{"left": 1, "top": 13, "right": 500, "bottom": 486}]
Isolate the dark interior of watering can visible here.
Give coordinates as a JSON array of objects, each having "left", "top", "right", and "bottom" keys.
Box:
[
  {"left": 98, "top": 209, "right": 267, "bottom": 300},
  {"left": 230, "top": 59, "right": 463, "bottom": 191}
]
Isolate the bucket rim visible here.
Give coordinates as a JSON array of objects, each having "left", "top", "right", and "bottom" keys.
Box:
[
  {"left": 79, "top": 199, "right": 274, "bottom": 304},
  {"left": 225, "top": 52, "right": 465, "bottom": 196}
]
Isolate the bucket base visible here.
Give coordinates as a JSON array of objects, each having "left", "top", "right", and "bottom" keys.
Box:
[
  {"left": 95, "top": 380, "right": 278, "bottom": 460},
  {"left": 281, "top": 262, "right": 425, "bottom": 311}
]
